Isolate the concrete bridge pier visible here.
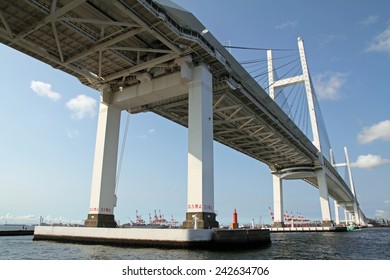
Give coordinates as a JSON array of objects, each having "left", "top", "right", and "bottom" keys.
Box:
[
  {"left": 345, "top": 210, "right": 351, "bottom": 225},
  {"left": 334, "top": 201, "right": 340, "bottom": 225},
  {"left": 271, "top": 167, "right": 334, "bottom": 227},
  {"left": 317, "top": 169, "right": 332, "bottom": 227},
  {"left": 272, "top": 175, "right": 284, "bottom": 227},
  {"left": 353, "top": 202, "right": 360, "bottom": 225},
  {"left": 85, "top": 86, "right": 121, "bottom": 228},
  {"left": 183, "top": 64, "right": 219, "bottom": 229},
  {"left": 82, "top": 63, "right": 219, "bottom": 229}
]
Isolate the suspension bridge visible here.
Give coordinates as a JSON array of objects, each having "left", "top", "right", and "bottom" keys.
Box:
[{"left": 0, "top": 0, "right": 366, "bottom": 237}]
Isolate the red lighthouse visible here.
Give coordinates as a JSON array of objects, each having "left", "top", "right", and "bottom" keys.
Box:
[{"left": 230, "top": 208, "right": 239, "bottom": 229}]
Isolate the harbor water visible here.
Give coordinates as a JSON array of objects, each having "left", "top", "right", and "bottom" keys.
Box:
[{"left": 0, "top": 226, "right": 389, "bottom": 260}]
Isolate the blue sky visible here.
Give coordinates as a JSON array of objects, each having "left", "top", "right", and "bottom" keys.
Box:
[{"left": 1, "top": 0, "right": 389, "bottom": 226}]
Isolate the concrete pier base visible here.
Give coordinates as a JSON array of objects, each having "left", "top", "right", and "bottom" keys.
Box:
[
  {"left": 212, "top": 229, "right": 270, "bottom": 249},
  {"left": 272, "top": 222, "right": 285, "bottom": 228},
  {"left": 321, "top": 221, "right": 333, "bottom": 227},
  {"left": 183, "top": 212, "right": 219, "bottom": 229},
  {"left": 84, "top": 214, "right": 117, "bottom": 228},
  {"left": 33, "top": 226, "right": 270, "bottom": 250}
]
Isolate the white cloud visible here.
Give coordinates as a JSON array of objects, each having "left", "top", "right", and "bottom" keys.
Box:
[
  {"left": 67, "top": 129, "right": 80, "bottom": 139},
  {"left": 0, "top": 213, "right": 37, "bottom": 223},
  {"left": 351, "top": 154, "right": 390, "bottom": 169},
  {"left": 375, "top": 210, "right": 385, "bottom": 215},
  {"left": 137, "top": 128, "right": 156, "bottom": 139},
  {"left": 358, "top": 120, "right": 390, "bottom": 144},
  {"left": 65, "top": 94, "right": 97, "bottom": 119},
  {"left": 359, "top": 15, "right": 380, "bottom": 26},
  {"left": 375, "top": 210, "right": 390, "bottom": 219},
  {"left": 316, "top": 34, "right": 338, "bottom": 48},
  {"left": 384, "top": 200, "right": 390, "bottom": 204},
  {"left": 313, "top": 72, "right": 348, "bottom": 100},
  {"left": 0, "top": 213, "right": 83, "bottom": 225},
  {"left": 276, "top": 20, "right": 298, "bottom": 30},
  {"left": 30, "top": 80, "right": 61, "bottom": 101},
  {"left": 366, "top": 26, "right": 390, "bottom": 53}
]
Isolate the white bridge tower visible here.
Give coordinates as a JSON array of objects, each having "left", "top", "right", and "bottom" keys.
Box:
[
  {"left": 332, "top": 147, "right": 364, "bottom": 225},
  {"left": 267, "top": 37, "right": 336, "bottom": 227}
]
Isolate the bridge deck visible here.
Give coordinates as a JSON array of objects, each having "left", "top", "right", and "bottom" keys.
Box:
[{"left": 0, "top": 0, "right": 357, "bottom": 208}]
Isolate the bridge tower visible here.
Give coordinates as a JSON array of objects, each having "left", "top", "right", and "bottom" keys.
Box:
[
  {"left": 332, "top": 147, "right": 362, "bottom": 225},
  {"left": 267, "top": 37, "right": 332, "bottom": 227}
]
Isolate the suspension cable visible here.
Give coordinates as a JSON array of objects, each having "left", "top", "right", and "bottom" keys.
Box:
[
  {"left": 115, "top": 112, "right": 131, "bottom": 194},
  {"left": 262, "top": 59, "right": 301, "bottom": 91},
  {"left": 274, "top": 65, "right": 302, "bottom": 104},
  {"left": 240, "top": 53, "right": 298, "bottom": 65},
  {"left": 254, "top": 57, "right": 300, "bottom": 80}
]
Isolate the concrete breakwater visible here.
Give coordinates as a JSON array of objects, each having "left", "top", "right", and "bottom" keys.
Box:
[{"left": 33, "top": 226, "right": 270, "bottom": 250}]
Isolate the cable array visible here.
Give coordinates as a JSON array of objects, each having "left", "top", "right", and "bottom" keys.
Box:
[
  {"left": 311, "top": 85, "right": 332, "bottom": 160},
  {"left": 231, "top": 44, "right": 333, "bottom": 161},
  {"left": 236, "top": 47, "right": 312, "bottom": 137}
]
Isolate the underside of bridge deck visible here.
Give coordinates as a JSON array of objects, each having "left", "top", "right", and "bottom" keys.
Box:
[{"left": 0, "top": 0, "right": 363, "bottom": 227}]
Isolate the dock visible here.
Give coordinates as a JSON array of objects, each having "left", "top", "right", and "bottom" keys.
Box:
[
  {"left": 0, "top": 230, "right": 34, "bottom": 236},
  {"left": 33, "top": 226, "right": 270, "bottom": 250}
]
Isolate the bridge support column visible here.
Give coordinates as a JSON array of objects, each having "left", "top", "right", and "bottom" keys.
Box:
[
  {"left": 334, "top": 201, "right": 340, "bottom": 225},
  {"left": 353, "top": 202, "right": 360, "bottom": 225},
  {"left": 85, "top": 93, "right": 121, "bottom": 228},
  {"left": 344, "top": 209, "right": 349, "bottom": 225},
  {"left": 272, "top": 175, "right": 284, "bottom": 227},
  {"left": 359, "top": 209, "right": 365, "bottom": 225},
  {"left": 183, "top": 64, "right": 219, "bottom": 229},
  {"left": 317, "top": 170, "right": 332, "bottom": 227}
]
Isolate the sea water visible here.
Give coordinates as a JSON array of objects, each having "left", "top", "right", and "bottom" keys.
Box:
[{"left": 1, "top": 226, "right": 389, "bottom": 260}]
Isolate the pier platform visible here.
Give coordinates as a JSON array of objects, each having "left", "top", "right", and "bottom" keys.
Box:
[
  {"left": 270, "top": 226, "right": 347, "bottom": 232},
  {"left": 33, "top": 226, "right": 270, "bottom": 250}
]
